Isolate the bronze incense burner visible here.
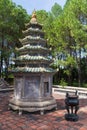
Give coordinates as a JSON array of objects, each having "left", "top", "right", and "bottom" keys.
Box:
[{"left": 65, "top": 91, "right": 79, "bottom": 121}]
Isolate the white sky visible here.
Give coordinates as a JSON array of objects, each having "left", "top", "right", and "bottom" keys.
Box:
[{"left": 12, "top": 0, "right": 67, "bottom": 14}]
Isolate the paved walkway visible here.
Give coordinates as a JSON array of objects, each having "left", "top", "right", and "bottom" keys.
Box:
[{"left": 0, "top": 92, "right": 87, "bottom": 130}]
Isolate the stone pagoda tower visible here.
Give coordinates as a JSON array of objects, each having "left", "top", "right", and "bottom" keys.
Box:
[{"left": 9, "top": 11, "right": 57, "bottom": 115}]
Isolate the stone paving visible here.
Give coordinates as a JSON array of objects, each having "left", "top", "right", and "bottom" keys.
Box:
[{"left": 0, "top": 92, "right": 87, "bottom": 130}]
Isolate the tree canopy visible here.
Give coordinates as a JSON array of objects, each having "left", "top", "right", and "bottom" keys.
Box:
[
  {"left": 0, "top": 0, "right": 87, "bottom": 87},
  {"left": 0, "top": 0, "right": 29, "bottom": 78}
]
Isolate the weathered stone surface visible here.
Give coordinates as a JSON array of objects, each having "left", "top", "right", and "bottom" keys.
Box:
[{"left": 9, "top": 11, "right": 57, "bottom": 114}]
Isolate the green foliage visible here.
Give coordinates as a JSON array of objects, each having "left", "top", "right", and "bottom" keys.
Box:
[
  {"left": 36, "top": 10, "right": 48, "bottom": 25},
  {"left": 82, "top": 83, "right": 87, "bottom": 88},
  {"left": 72, "top": 82, "right": 79, "bottom": 87},
  {"left": 51, "top": 3, "right": 62, "bottom": 18},
  {"left": 0, "top": 0, "right": 87, "bottom": 86},
  {"left": 59, "top": 78, "right": 68, "bottom": 88},
  {"left": 0, "top": 0, "right": 29, "bottom": 43},
  {"left": 48, "top": 0, "right": 87, "bottom": 86},
  {"left": 50, "top": 0, "right": 87, "bottom": 86},
  {"left": 35, "top": 5, "right": 63, "bottom": 58},
  {"left": 0, "top": 0, "right": 29, "bottom": 78}
]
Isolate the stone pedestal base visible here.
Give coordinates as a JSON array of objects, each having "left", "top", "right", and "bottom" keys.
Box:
[
  {"left": 65, "top": 114, "right": 79, "bottom": 121},
  {"left": 9, "top": 97, "right": 57, "bottom": 115}
]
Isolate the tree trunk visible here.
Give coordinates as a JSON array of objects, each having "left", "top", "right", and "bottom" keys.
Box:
[
  {"left": 68, "top": 67, "right": 72, "bottom": 86},
  {"left": 4, "top": 58, "right": 9, "bottom": 80},
  {"left": 77, "top": 49, "right": 81, "bottom": 87},
  {"left": 77, "top": 63, "right": 81, "bottom": 87},
  {"left": 0, "top": 33, "right": 4, "bottom": 77}
]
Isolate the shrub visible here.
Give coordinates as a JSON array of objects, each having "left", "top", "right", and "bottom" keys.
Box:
[{"left": 59, "top": 78, "right": 68, "bottom": 88}]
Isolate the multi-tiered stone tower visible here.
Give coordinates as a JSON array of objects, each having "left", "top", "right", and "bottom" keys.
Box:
[{"left": 9, "top": 11, "right": 57, "bottom": 115}]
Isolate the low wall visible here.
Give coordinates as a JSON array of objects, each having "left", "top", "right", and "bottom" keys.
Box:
[{"left": 52, "top": 85, "right": 87, "bottom": 98}]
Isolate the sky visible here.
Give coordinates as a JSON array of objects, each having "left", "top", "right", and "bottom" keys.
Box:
[{"left": 12, "top": 0, "right": 67, "bottom": 14}]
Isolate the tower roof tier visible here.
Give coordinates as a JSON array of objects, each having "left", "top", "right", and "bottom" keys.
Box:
[
  {"left": 18, "top": 51, "right": 49, "bottom": 57},
  {"left": 15, "top": 60, "right": 52, "bottom": 66},
  {"left": 14, "top": 55, "right": 53, "bottom": 63},
  {"left": 22, "top": 28, "right": 44, "bottom": 36},
  {"left": 17, "top": 45, "right": 50, "bottom": 52},
  {"left": 21, "top": 41, "right": 47, "bottom": 46},
  {"left": 11, "top": 66, "right": 56, "bottom": 73},
  {"left": 25, "top": 22, "right": 43, "bottom": 30},
  {"left": 19, "top": 36, "right": 46, "bottom": 44}
]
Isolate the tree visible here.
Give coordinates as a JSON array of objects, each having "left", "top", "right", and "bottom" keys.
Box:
[
  {"left": 44, "top": 3, "right": 63, "bottom": 52},
  {"left": 63, "top": 0, "right": 87, "bottom": 86},
  {"left": 51, "top": 3, "right": 62, "bottom": 18},
  {"left": 0, "top": 0, "right": 14, "bottom": 77},
  {"left": 0, "top": 0, "right": 29, "bottom": 78},
  {"left": 50, "top": 0, "right": 87, "bottom": 86},
  {"left": 36, "top": 10, "right": 48, "bottom": 25}
]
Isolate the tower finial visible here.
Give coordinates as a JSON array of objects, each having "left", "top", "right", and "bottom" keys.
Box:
[{"left": 30, "top": 9, "right": 37, "bottom": 23}]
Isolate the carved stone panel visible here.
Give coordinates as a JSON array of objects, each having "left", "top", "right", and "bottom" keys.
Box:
[
  {"left": 14, "top": 77, "right": 23, "bottom": 99},
  {"left": 41, "top": 74, "right": 53, "bottom": 97},
  {"left": 23, "top": 76, "right": 40, "bottom": 99}
]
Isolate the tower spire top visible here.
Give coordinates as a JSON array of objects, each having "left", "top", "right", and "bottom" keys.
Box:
[{"left": 30, "top": 9, "right": 37, "bottom": 23}]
